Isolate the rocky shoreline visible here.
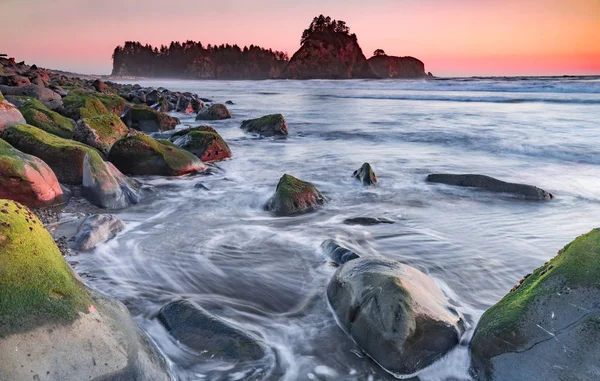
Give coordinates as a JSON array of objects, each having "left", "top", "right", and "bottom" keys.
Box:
[{"left": 1, "top": 55, "right": 598, "bottom": 381}]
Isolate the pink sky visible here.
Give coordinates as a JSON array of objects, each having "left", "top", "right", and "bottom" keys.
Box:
[{"left": 1, "top": 0, "right": 599, "bottom": 76}]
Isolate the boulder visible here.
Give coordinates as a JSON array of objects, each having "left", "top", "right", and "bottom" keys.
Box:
[
  {"left": 470, "top": 229, "right": 600, "bottom": 381},
  {"left": 169, "top": 126, "right": 217, "bottom": 141},
  {"left": 426, "top": 174, "right": 554, "bottom": 200},
  {"left": 327, "top": 257, "right": 465, "bottom": 376},
  {"left": 0, "top": 84, "right": 63, "bottom": 110},
  {"left": 82, "top": 151, "right": 142, "bottom": 209},
  {"left": 264, "top": 174, "right": 326, "bottom": 216},
  {"left": 0, "top": 74, "right": 31, "bottom": 87},
  {"left": 2, "top": 124, "right": 99, "bottom": 185},
  {"left": 74, "top": 113, "right": 129, "bottom": 156},
  {"left": 157, "top": 299, "right": 268, "bottom": 362},
  {"left": 352, "top": 162, "right": 377, "bottom": 185},
  {"left": 11, "top": 96, "right": 75, "bottom": 138},
  {"left": 240, "top": 114, "right": 288, "bottom": 137},
  {"left": 195, "top": 104, "right": 232, "bottom": 121},
  {"left": 62, "top": 92, "right": 127, "bottom": 120},
  {"left": 0, "top": 138, "right": 63, "bottom": 206},
  {"left": 0, "top": 93, "right": 26, "bottom": 133},
  {"left": 73, "top": 214, "right": 125, "bottom": 251},
  {"left": 145, "top": 89, "right": 161, "bottom": 106},
  {"left": 175, "top": 96, "right": 195, "bottom": 114},
  {"left": 321, "top": 239, "right": 360, "bottom": 265},
  {"left": 0, "top": 200, "right": 169, "bottom": 381},
  {"left": 172, "top": 130, "right": 232, "bottom": 162},
  {"left": 92, "top": 78, "right": 108, "bottom": 92},
  {"left": 122, "top": 105, "right": 180, "bottom": 132},
  {"left": 108, "top": 132, "right": 206, "bottom": 176}
]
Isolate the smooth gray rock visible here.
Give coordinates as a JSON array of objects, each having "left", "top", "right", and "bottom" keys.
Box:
[
  {"left": 73, "top": 214, "right": 125, "bottom": 251},
  {"left": 327, "top": 257, "right": 465, "bottom": 377},
  {"left": 0, "top": 84, "right": 63, "bottom": 110},
  {"left": 195, "top": 104, "right": 231, "bottom": 121},
  {"left": 343, "top": 217, "right": 394, "bottom": 225},
  {"left": 321, "top": 239, "right": 360, "bottom": 265},
  {"left": 240, "top": 114, "right": 288, "bottom": 137},
  {"left": 352, "top": 162, "right": 378, "bottom": 186},
  {"left": 426, "top": 174, "right": 554, "bottom": 199}
]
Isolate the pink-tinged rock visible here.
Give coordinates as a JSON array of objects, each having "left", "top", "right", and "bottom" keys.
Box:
[{"left": 0, "top": 96, "right": 26, "bottom": 133}]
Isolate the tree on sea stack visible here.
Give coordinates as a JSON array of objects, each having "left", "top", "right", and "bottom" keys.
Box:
[{"left": 373, "top": 49, "right": 386, "bottom": 56}]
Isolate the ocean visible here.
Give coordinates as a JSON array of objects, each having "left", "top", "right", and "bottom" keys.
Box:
[{"left": 75, "top": 76, "right": 600, "bottom": 380}]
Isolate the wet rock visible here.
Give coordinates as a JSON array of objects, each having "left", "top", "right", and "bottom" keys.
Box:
[
  {"left": 2, "top": 124, "right": 100, "bottom": 185},
  {"left": 194, "top": 182, "right": 209, "bottom": 190},
  {"left": 158, "top": 299, "right": 268, "bottom": 362},
  {"left": 11, "top": 96, "right": 75, "bottom": 138},
  {"left": 426, "top": 174, "right": 554, "bottom": 200},
  {"left": 0, "top": 93, "right": 26, "bottom": 133},
  {"left": 74, "top": 112, "right": 128, "bottom": 155},
  {"left": 122, "top": 105, "right": 180, "bottom": 132},
  {"left": 470, "top": 228, "right": 600, "bottom": 381},
  {"left": 343, "top": 217, "right": 394, "bottom": 225},
  {"left": 327, "top": 257, "right": 465, "bottom": 376},
  {"left": 169, "top": 126, "right": 217, "bottom": 141},
  {"left": 62, "top": 92, "right": 126, "bottom": 120},
  {"left": 82, "top": 151, "right": 142, "bottom": 209},
  {"left": 172, "top": 129, "right": 232, "bottom": 162},
  {"left": 240, "top": 114, "right": 288, "bottom": 137},
  {"left": 92, "top": 78, "right": 107, "bottom": 92},
  {"left": 73, "top": 213, "right": 125, "bottom": 250},
  {"left": 195, "top": 103, "right": 232, "bottom": 121},
  {"left": 0, "top": 138, "right": 64, "bottom": 206},
  {"left": 0, "top": 200, "right": 170, "bottom": 380},
  {"left": 0, "top": 84, "right": 63, "bottom": 110},
  {"left": 352, "top": 162, "right": 377, "bottom": 185},
  {"left": 108, "top": 131, "right": 206, "bottom": 176},
  {"left": 225, "top": 100, "right": 235, "bottom": 105},
  {"left": 145, "top": 89, "right": 161, "bottom": 105},
  {"left": 321, "top": 239, "right": 360, "bottom": 265},
  {"left": 265, "top": 174, "right": 326, "bottom": 216}
]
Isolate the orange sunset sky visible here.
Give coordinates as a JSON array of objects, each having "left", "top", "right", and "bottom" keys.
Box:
[{"left": 1, "top": 0, "right": 599, "bottom": 77}]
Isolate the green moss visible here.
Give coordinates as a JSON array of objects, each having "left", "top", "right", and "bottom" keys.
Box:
[
  {"left": 81, "top": 113, "right": 128, "bottom": 141},
  {"left": 0, "top": 138, "right": 11, "bottom": 150},
  {"left": 158, "top": 139, "right": 178, "bottom": 148},
  {"left": 277, "top": 174, "right": 314, "bottom": 197},
  {"left": 474, "top": 229, "right": 600, "bottom": 351},
  {"left": 249, "top": 114, "right": 283, "bottom": 128},
  {"left": 0, "top": 92, "right": 5, "bottom": 102},
  {"left": 15, "top": 97, "right": 74, "bottom": 139},
  {"left": 4, "top": 124, "right": 94, "bottom": 152},
  {"left": 170, "top": 126, "right": 217, "bottom": 141},
  {"left": 0, "top": 200, "right": 92, "bottom": 336},
  {"left": 63, "top": 93, "right": 108, "bottom": 119}
]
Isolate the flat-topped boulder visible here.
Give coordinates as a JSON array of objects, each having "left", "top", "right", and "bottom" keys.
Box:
[
  {"left": 0, "top": 93, "right": 26, "bottom": 133},
  {"left": 108, "top": 131, "right": 206, "bottom": 176},
  {"left": 74, "top": 112, "right": 129, "bottom": 155},
  {"left": 0, "top": 200, "right": 170, "bottom": 380},
  {"left": 172, "top": 129, "right": 232, "bottom": 162},
  {"left": 427, "top": 174, "right": 554, "bottom": 200},
  {"left": 11, "top": 96, "right": 75, "bottom": 138},
  {"left": 240, "top": 114, "right": 288, "bottom": 137},
  {"left": 265, "top": 174, "right": 326, "bottom": 216},
  {"left": 2, "top": 124, "right": 100, "bottom": 184},
  {"left": 62, "top": 92, "right": 127, "bottom": 120},
  {"left": 470, "top": 229, "right": 600, "bottom": 381},
  {"left": 0, "top": 138, "right": 63, "bottom": 206},
  {"left": 195, "top": 103, "right": 231, "bottom": 121}
]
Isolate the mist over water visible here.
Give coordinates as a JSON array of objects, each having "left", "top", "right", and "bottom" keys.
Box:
[{"left": 76, "top": 77, "right": 600, "bottom": 380}]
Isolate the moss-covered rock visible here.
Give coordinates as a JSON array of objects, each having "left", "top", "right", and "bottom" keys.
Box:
[
  {"left": 265, "top": 174, "right": 326, "bottom": 216},
  {"left": 0, "top": 200, "right": 92, "bottom": 335},
  {"left": 470, "top": 229, "right": 600, "bottom": 380},
  {"left": 195, "top": 103, "right": 232, "bottom": 121},
  {"left": 11, "top": 96, "right": 75, "bottom": 139},
  {"left": 0, "top": 84, "right": 63, "bottom": 110},
  {"left": 2, "top": 124, "right": 100, "bottom": 184},
  {"left": 74, "top": 113, "right": 128, "bottom": 155},
  {"left": 352, "top": 162, "right": 377, "bottom": 186},
  {"left": 240, "top": 114, "right": 288, "bottom": 137},
  {"left": 0, "top": 97, "right": 26, "bottom": 133},
  {"left": 0, "top": 139, "right": 63, "bottom": 206},
  {"left": 172, "top": 130, "right": 232, "bottom": 162},
  {"left": 168, "top": 125, "right": 217, "bottom": 141},
  {"left": 62, "top": 92, "right": 127, "bottom": 120},
  {"left": 108, "top": 132, "right": 206, "bottom": 176},
  {"left": 122, "top": 105, "right": 180, "bottom": 132}
]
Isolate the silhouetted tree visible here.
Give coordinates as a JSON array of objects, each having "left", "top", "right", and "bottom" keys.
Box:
[
  {"left": 300, "top": 14, "right": 352, "bottom": 45},
  {"left": 373, "top": 49, "right": 386, "bottom": 56}
]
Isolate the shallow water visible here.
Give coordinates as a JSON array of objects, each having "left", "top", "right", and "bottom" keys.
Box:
[{"left": 76, "top": 77, "right": 600, "bottom": 380}]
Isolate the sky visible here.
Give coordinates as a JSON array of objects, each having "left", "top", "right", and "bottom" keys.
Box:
[{"left": 1, "top": 0, "right": 599, "bottom": 77}]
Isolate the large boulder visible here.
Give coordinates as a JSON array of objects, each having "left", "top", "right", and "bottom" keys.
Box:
[
  {"left": 0, "top": 93, "right": 26, "bottom": 133},
  {"left": 470, "top": 229, "right": 600, "bottom": 381},
  {"left": 195, "top": 103, "right": 232, "bottom": 121},
  {"left": 427, "top": 174, "right": 554, "bottom": 200},
  {"left": 0, "top": 200, "right": 170, "bottom": 380},
  {"left": 82, "top": 151, "right": 142, "bottom": 209},
  {"left": 352, "top": 162, "right": 377, "bottom": 185},
  {"left": 0, "top": 138, "right": 63, "bottom": 206},
  {"left": 264, "top": 174, "right": 326, "bottom": 216},
  {"left": 327, "top": 257, "right": 465, "bottom": 376},
  {"left": 321, "top": 239, "right": 360, "bottom": 265},
  {"left": 172, "top": 129, "right": 232, "bottom": 162},
  {"left": 0, "top": 74, "right": 31, "bottom": 87},
  {"left": 62, "top": 92, "right": 127, "bottom": 120},
  {"left": 240, "top": 114, "right": 288, "bottom": 137},
  {"left": 74, "top": 113, "right": 129, "bottom": 155},
  {"left": 108, "top": 132, "right": 206, "bottom": 176},
  {"left": 0, "top": 84, "right": 63, "bottom": 110},
  {"left": 2, "top": 124, "right": 99, "bottom": 184},
  {"left": 73, "top": 214, "right": 125, "bottom": 251},
  {"left": 11, "top": 96, "right": 75, "bottom": 138},
  {"left": 122, "top": 105, "right": 179, "bottom": 132},
  {"left": 157, "top": 299, "right": 269, "bottom": 362}
]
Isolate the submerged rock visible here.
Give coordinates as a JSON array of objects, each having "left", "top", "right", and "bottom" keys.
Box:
[
  {"left": 157, "top": 299, "right": 269, "bottom": 362},
  {"left": 321, "top": 239, "right": 360, "bottom": 265},
  {"left": 0, "top": 93, "right": 26, "bottom": 133},
  {"left": 108, "top": 131, "right": 206, "bottom": 176},
  {"left": 0, "top": 138, "right": 63, "bottom": 206},
  {"left": 0, "top": 200, "right": 169, "bottom": 380},
  {"left": 82, "top": 151, "right": 142, "bottom": 209},
  {"left": 240, "top": 114, "right": 288, "bottom": 137},
  {"left": 73, "top": 213, "right": 125, "bottom": 251},
  {"left": 172, "top": 129, "right": 232, "bottom": 162},
  {"left": 11, "top": 96, "right": 75, "bottom": 139},
  {"left": 343, "top": 217, "right": 394, "bottom": 225},
  {"left": 352, "top": 162, "right": 377, "bottom": 185},
  {"left": 265, "top": 174, "right": 326, "bottom": 216},
  {"left": 195, "top": 103, "right": 232, "bottom": 121},
  {"left": 470, "top": 228, "right": 600, "bottom": 381},
  {"left": 74, "top": 112, "right": 129, "bottom": 155},
  {"left": 426, "top": 174, "right": 554, "bottom": 200},
  {"left": 327, "top": 257, "right": 465, "bottom": 376}
]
